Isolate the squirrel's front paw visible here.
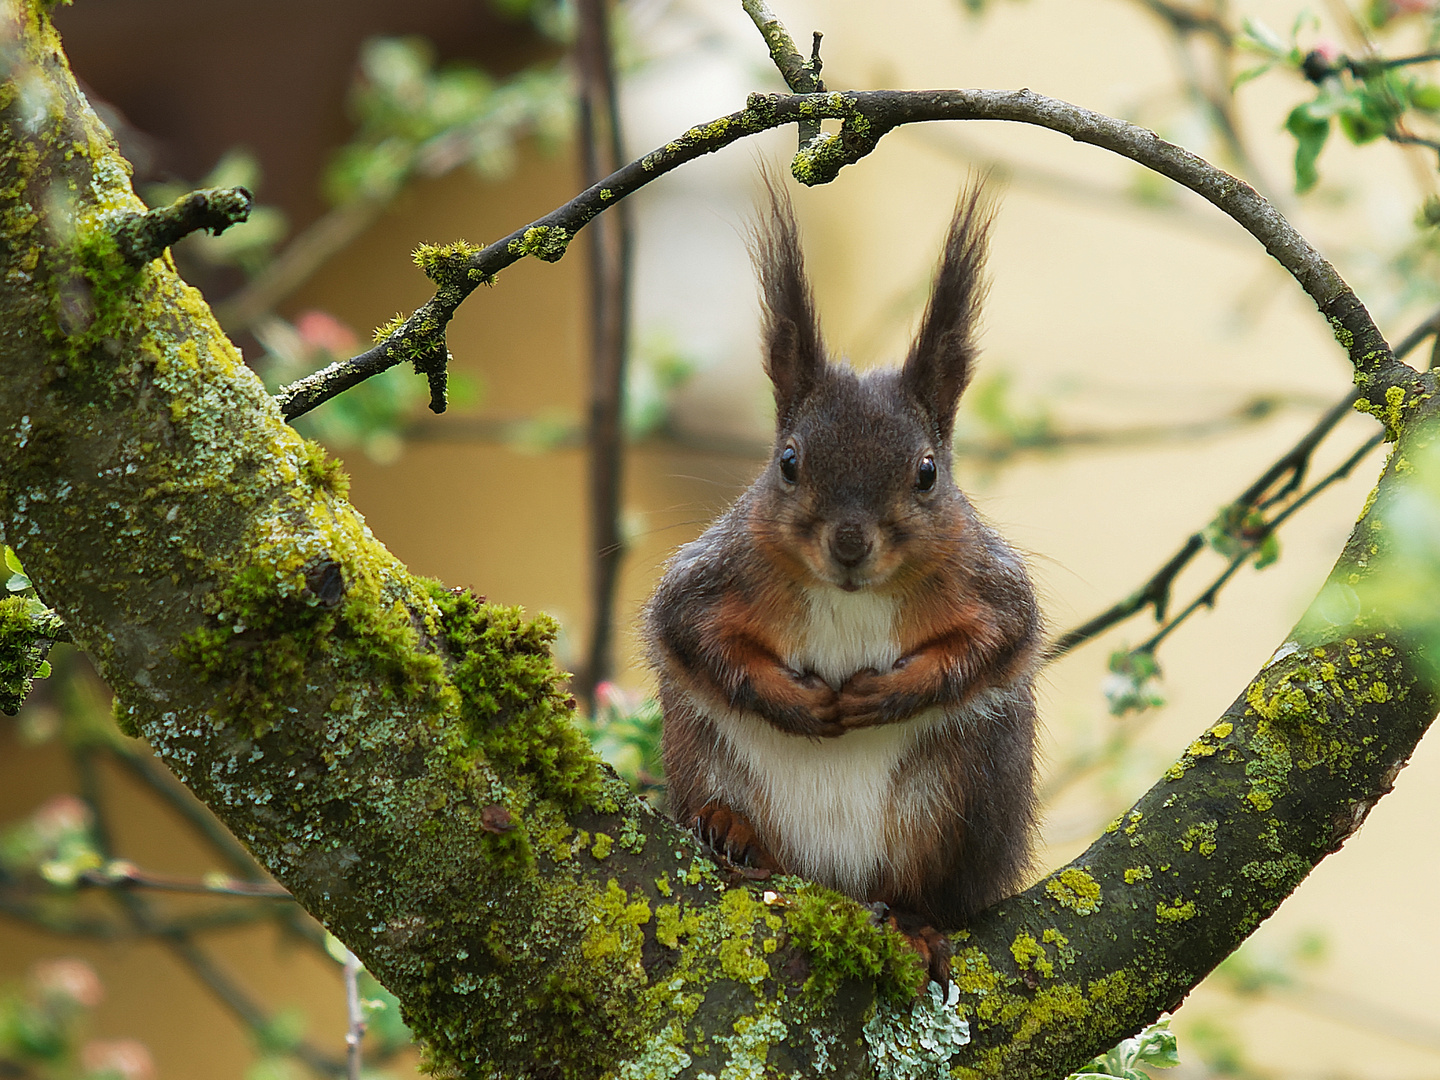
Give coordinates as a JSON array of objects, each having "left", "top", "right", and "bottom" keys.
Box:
[
  {"left": 835, "top": 667, "right": 889, "bottom": 727},
  {"left": 786, "top": 669, "right": 845, "bottom": 733},
  {"left": 692, "top": 802, "right": 782, "bottom": 876}
]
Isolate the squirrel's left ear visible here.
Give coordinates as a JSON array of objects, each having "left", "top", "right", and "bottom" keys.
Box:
[
  {"left": 752, "top": 173, "right": 827, "bottom": 428},
  {"left": 901, "top": 182, "right": 994, "bottom": 445}
]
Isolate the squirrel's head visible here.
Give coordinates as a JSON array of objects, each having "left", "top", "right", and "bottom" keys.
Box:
[{"left": 747, "top": 178, "right": 993, "bottom": 593}]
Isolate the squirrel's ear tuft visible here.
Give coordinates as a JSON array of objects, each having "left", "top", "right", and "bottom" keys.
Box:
[
  {"left": 902, "top": 180, "right": 994, "bottom": 445},
  {"left": 751, "top": 172, "right": 826, "bottom": 426}
]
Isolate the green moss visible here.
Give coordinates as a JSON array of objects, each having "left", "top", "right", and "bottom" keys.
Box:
[
  {"left": 373, "top": 312, "right": 407, "bottom": 343},
  {"left": 430, "top": 585, "right": 601, "bottom": 811},
  {"left": 297, "top": 438, "right": 349, "bottom": 499},
  {"left": 1353, "top": 381, "right": 1429, "bottom": 441},
  {"left": 591, "top": 832, "right": 614, "bottom": 860},
  {"left": 1239, "top": 853, "right": 1308, "bottom": 890},
  {"left": 1045, "top": 868, "right": 1102, "bottom": 916},
  {"left": 1123, "top": 866, "right": 1153, "bottom": 885},
  {"left": 507, "top": 225, "right": 571, "bottom": 263},
  {"left": 783, "top": 883, "right": 926, "bottom": 1002}
]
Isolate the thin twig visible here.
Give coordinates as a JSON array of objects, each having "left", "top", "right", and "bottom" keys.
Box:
[
  {"left": 1131, "top": 0, "right": 1233, "bottom": 44},
  {"left": 1049, "top": 304, "right": 1440, "bottom": 658},
  {"left": 575, "top": 0, "right": 634, "bottom": 704},
  {"left": 344, "top": 949, "right": 366, "bottom": 1080},
  {"left": 739, "top": 0, "right": 825, "bottom": 145},
  {"left": 1138, "top": 430, "right": 1384, "bottom": 654},
  {"left": 78, "top": 862, "right": 292, "bottom": 899}
]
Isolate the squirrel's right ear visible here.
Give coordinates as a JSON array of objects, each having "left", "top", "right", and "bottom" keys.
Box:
[
  {"left": 902, "top": 182, "right": 994, "bottom": 445},
  {"left": 752, "top": 174, "right": 826, "bottom": 426}
]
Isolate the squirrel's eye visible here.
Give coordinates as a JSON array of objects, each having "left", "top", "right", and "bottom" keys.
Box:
[
  {"left": 916, "top": 453, "right": 937, "bottom": 492},
  {"left": 779, "top": 445, "right": 799, "bottom": 484}
]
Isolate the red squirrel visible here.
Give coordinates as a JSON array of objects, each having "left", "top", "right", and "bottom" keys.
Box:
[{"left": 643, "top": 179, "right": 1041, "bottom": 951}]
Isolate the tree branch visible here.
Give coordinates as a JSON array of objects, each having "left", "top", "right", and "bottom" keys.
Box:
[
  {"left": 275, "top": 84, "right": 1415, "bottom": 425},
  {"left": 112, "top": 186, "right": 252, "bottom": 267}
]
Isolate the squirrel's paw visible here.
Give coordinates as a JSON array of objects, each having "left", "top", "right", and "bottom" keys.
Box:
[
  {"left": 692, "top": 802, "right": 782, "bottom": 878},
  {"left": 834, "top": 667, "right": 890, "bottom": 728}
]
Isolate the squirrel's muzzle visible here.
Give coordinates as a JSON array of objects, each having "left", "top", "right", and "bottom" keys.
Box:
[{"left": 829, "top": 522, "right": 874, "bottom": 569}]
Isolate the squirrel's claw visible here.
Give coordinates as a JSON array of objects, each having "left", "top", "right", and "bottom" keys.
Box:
[
  {"left": 692, "top": 802, "right": 782, "bottom": 875},
  {"left": 886, "top": 912, "right": 953, "bottom": 987}
]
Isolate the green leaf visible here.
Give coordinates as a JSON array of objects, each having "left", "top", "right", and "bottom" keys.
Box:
[
  {"left": 1286, "top": 102, "right": 1331, "bottom": 192},
  {"left": 1232, "top": 61, "right": 1275, "bottom": 90},
  {"left": 33, "top": 660, "right": 49, "bottom": 679},
  {"left": 1134, "top": 1024, "right": 1181, "bottom": 1069},
  {"left": 6, "top": 572, "right": 31, "bottom": 593},
  {"left": 1253, "top": 532, "right": 1281, "bottom": 570},
  {"left": 3, "top": 547, "right": 22, "bottom": 575},
  {"left": 1238, "top": 15, "right": 1288, "bottom": 58},
  {"left": 1408, "top": 80, "right": 1440, "bottom": 112}
]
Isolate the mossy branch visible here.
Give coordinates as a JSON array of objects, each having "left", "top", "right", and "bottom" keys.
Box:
[
  {"left": 278, "top": 84, "right": 1409, "bottom": 423},
  {"left": 111, "top": 186, "right": 253, "bottom": 267},
  {"left": 739, "top": 0, "right": 825, "bottom": 145},
  {"left": 4, "top": 4, "right": 1440, "bottom": 1080}
]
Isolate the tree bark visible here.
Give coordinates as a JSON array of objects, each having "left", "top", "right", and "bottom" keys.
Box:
[{"left": 1, "top": 4, "right": 1437, "bottom": 1079}]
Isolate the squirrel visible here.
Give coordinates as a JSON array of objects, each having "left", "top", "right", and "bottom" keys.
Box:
[{"left": 643, "top": 178, "right": 1042, "bottom": 963}]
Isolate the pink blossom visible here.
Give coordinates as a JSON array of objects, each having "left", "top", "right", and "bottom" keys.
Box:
[
  {"left": 31, "top": 794, "right": 91, "bottom": 839},
  {"left": 81, "top": 1039, "right": 155, "bottom": 1080},
  {"left": 1312, "top": 39, "right": 1342, "bottom": 64},
  {"left": 295, "top": 310, "right": 359, "bottom": 355},
  {"left": 30, "top": 958, "right": 103, "bottom": 1007}
]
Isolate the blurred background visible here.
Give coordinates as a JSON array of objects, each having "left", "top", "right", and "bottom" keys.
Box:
[{"left": 3, "top": 0, "right": 1440, "bottom": 1077}]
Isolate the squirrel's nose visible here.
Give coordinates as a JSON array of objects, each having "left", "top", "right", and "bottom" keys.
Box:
[{"left": 830, "top": 523, "right": 873, "bottom": 568}]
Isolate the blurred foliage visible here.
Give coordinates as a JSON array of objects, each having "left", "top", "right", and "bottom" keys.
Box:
[
  {"left": 1103, "top": 648, "right": 1166, "bottom": 717},
  {"left": 576, "top": 683, "right": 665, "bottom": 803},
  {"left": 143, "top": 151, "right": 289, "bottom": 278},
  {"left": 625, "top": 333, "right": 700, "bottom": 439},
  {"left": 1351, "top": 421, "right": 1440, "bottom": 677},
  {"left": 0, "top": 796, "right": 101, "bottom": 891},
  {"left": 1204, "top": 504, "right": 1280, "bottom": 570},
  {"left": 1, "top": 959, "right": 154, "bottom": 1080},
  {"left": 957, "top": 369, "right": 1054, "bottom": 448},
  {"left": 325, "top": 37, "right": 571, "bottom": 206},
  {"left": 1068, "top": 1021, "right": 1181, "bottom": 1080},
  {"left": 1238, "top": 8, "right": 1440, "bottom": 192}
]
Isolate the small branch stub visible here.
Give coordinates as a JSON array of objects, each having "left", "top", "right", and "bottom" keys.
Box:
[{"left": 112, "top": 186, "right": 253, "bottom": 267}]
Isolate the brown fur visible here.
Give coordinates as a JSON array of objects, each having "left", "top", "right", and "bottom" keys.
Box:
[{"left": 644, "top": 178, "right": 1041, "bottom": 933}]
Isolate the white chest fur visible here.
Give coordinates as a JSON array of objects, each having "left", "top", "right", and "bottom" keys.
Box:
[
  {"left": 785, "top": 586, "right": 900, "bottom": 688},
  {"left": 708, "top": 708, "right": 952, "bottom": 896},
  {"left": 704, "top": 585, "right": 920, "bottom": 896}
]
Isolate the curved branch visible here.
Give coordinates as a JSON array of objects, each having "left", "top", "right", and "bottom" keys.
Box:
[{"left": 279, "top": 86, "right": 1413, "bottom": 422}]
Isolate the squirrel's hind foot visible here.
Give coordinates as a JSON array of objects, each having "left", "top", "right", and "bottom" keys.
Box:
[
  {"left": 880, "top": 907, "right": 953, "bottom": 987},
  {"left": 692, "top": 801, "right": 781, "bottom": 879}
]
